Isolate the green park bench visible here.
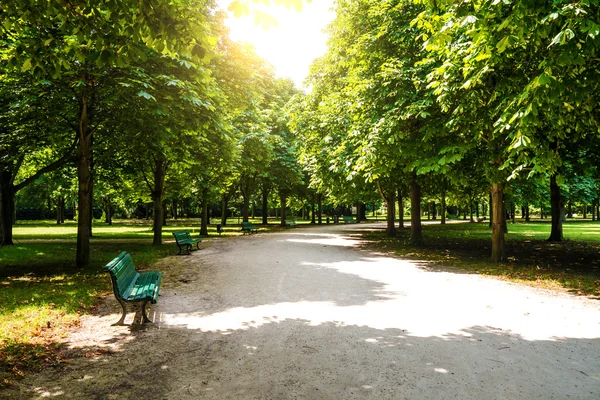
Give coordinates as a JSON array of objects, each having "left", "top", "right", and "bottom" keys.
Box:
[
  {"left": 172, "top": 230, "right": 203, "bottom": 255},
  {"left": 103, "top": 251, "right": 162, "bottom": 326},
  {"left": 284, "top": 219, "right": 297, "bottom": 228},
  {"left": 241, "top": 221, "right": 259, "bottom": 234},
  {"left": 343, "top": 216, "right": 356, "bottom": 223}
]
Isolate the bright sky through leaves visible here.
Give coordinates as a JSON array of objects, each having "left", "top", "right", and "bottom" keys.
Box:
[{"left": 217, "top": 0, "right": 335, "bottom": 88}]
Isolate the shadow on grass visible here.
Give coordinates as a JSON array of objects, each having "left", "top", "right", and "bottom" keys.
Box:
[
  {"left": 0, "top": 241, "right": 178, "bottom": 386},
  {"left": 359, "top": 225, "right": 600, "bottom": 298}
]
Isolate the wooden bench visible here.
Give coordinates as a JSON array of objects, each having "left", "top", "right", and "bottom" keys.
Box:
[
  {"left": 343, "top": 216, "right": 356, "bottom": 223},
  {"left": 241, "top": 221, "right": 258, "bottom": 234},
  {"left": 284, "top": 219, "right": 297, "bottom": 228},
  {"left": 172, "top": 230, "right": 203, "bottom": 255},
  {"left": 103, "top": 251, "right": 162, "bottom": 326}
]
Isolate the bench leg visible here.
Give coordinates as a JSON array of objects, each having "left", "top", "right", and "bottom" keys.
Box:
[
  {"left": 195, "top": 242, "right": 201, "bottom": 250},
  {"left": 186, "top": 244, "right": 192, "bottom": 255},
  {"left": 112, "top": 299, "right": 128, "bottom": 326},
  {"left": 177, "top": 245, "right": 184, "bottom": 255},
  {"left": 141, "top": 300, "right": 153, "bottom": 323}
]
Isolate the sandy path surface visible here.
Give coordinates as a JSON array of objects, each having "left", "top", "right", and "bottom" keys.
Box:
[{"left": 4, "top": 223, "right": 600, "bottom": 399}]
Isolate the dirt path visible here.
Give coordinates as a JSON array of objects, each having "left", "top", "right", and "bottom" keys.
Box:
[{"left": 4, "top": 223, "right": 600, "bottom": 399}]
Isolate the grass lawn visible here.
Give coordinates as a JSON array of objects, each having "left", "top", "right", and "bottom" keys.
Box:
[{"left": 361, "top": 220, "right": 600, "bottom": 299}]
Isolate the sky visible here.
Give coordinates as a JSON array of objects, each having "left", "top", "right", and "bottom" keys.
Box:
[{"left": 216, "top": 0, "right": 336, "bottom": 88}]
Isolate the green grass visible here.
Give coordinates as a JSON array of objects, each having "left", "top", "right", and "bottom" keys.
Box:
[
  {"left": 0, "top": 239, "right": 181, "bottom": 386},
  {"left": 360, "top": 220, "right": 600, "bottom": 298}
]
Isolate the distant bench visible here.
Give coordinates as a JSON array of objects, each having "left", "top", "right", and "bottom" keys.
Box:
[
  {"left": 103, "top": 251, "right": 162, "bottom": 325},
  {"left": 343, "top": 216, "right": 356, "bottom": 223},
  {"left": 172, "top": 230, "right": 203, "bottom": 255},
  {"left": 284, "top": 219, "right": 297, "bottom": 228},
  {"left": 241, "top": 221, "right": 259, "bottom": 234}
]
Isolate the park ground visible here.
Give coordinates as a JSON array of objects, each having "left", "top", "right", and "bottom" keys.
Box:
[{"left": 1, "top": 221, "right": 600, "bottom": 399}]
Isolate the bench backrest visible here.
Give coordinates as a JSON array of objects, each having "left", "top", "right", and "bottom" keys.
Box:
[
  {"left": 104, "top": 251, "right": 140, "bottom": 299},
  {"left": 242, "top": 222, "right": 253, "bottom": 228},
  {"left": 343, "top": 216, "right": 354, "bottom": 221},
  {"left": 172, "top": 230, "right": 192, "bottom": 241}
]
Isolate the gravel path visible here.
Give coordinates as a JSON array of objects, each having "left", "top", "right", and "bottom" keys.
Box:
[{"left": 5, "top": 223, "right": 600, "bottom": 399}]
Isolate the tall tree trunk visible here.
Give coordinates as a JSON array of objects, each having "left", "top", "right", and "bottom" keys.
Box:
[
  {"left": 549, "top": 174, "right": 563, "bottom": 241},
  {"left": 56, "top": 197, "right": 62, "bottom": 225},
  {"left": 378, "top": 180, "right": 396, "bottom": 236},
  {"left": 432, "top": 201, "right": 437, "bottom": 220},
  {"left": 172, "top": 199, "right": 177, "bottom": 219},
  {"left": 200, "top": 194, "right": 209, "bottom": 236},
  {"left": 387, "top": 193, "right": 396, "bottom": 237},
  {"left": 410, "top": 172, "right": 422, "bottom": 245},
  {"left": 152, "top": 158, "right": 167, "bottom": 246},
  {"left": 488, "top": 192, "right": 493, "bottom": 228},
  {"left": 76, "top": 96, "right": 93, "bottom": 268},
  {"left": 311, "top": 197, "right": 316, "bottom": 224},
  {"left": 441, "top": 190, "right": 446, "bottom": 225},
  {"left": 469, "top": 200, "right": 474, "bottom": 222},
  {"left": 398, "top": 187, "right": 404, "bottom": 229},
  {"left": 0, "top": 171, "right": 15, "bottom": 246},
  {"left": 162, "top": 200, "right": 168, "bottom": 226},
  {"left": 525, "top": 204, "right": 530, "bottom": 222},
  {"left": 221, "top": 195, "right": 228, "bottom": 226},
  {"left": 279, "top": 192, "right": 287, "bottom": 226},
  {"left": 241, "top": 180, "right": 251, "bottom": 223},
  {"left": 261, "top": 182, "right": 269, "bottom": 225},
  {"left": 491, "top": 183, "right": 506, "bottom": 262},
  {"left": 60, "top": 196, "right": 65, "bottom": 223},
  {"left": 317, "top": 193, "right": 322, "bottom": 225},
  {"left": 355, "top": 202, "right": 361, "bottom": 224},
  {"left": 592, "top": 200, "right": 596, "bottom": 221},
  {"left": 105, "top": 194, "right": 112, "bottom": 225}
]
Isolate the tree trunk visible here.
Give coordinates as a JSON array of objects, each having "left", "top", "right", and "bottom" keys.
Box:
[
  {"left": 162, "top": 200, "right": 168, "bottom": 226},
  {"left": 76, "top": 96, "right": 93, "bottom": 268},
  {"left": 0, "top": 171, "right": 15, "bottom": 246},
  {"left": 242, "top": 192, "right": 250, "bottom": 222},
  {"left": 317, "top": 193, "right": 322, "bottom": 224},
  {"left": 220, "top": 196, "right": 226, "bottom": 226},
  {"left": 355, "top": 203, "right": 361, "bottom": 224},
  {"left": 398, "top": 188, "right": 404, "bottom": 229},
  {"left": 60, "top": 196, "right": 65, "bottom": 223},
  {"left": 410, "top": 172, "right": 422, "bottom": 245},
  {"left": 441, "top": 190, "right": 446, "bottom": 225},
  {"left": 261, "top": 183, "right": 269, "bottom": 225},
  {"left": 432, "top": 201, "right": 437, "bottom": 220},
  {"left": 386, "top": 193, "right": 396, "bottom": 237},
  {"left": 280, "top": 192, "right": 287, "bottom": 226},
  {"left": 200, "top": 195, "right": 209, "bottom": 236},
  {"left": 488, "top": 192, "right": 493, "bottom": 228},
  {"left": 511, "top": 202, "right": 516, "bottom": 224},
  {"left": 311, "top": 198, "right": 316, "bottom": 224},
  {"left": 592, "top": 200, "right": 596, "bottom": 221},
  {"left": 469, "top": 201, "right": 474, "bottom": 222},
  {"left": 525, "top": 204, "right": 530, "bottom": 222},
  {"left": 56, "top": 197, "right": 62, "bottom": 225},
  {"left": 152, "top": 158, "right": 167, "bottom": 246},
  {"left": 105, "top": 195, "right": 112, "bottom": 225},
  {"left": 491, "top": 183, "right": 506, "bottom": 262},
  {"left": 172, "top": 199, "right": 177, "bottom": 219},
  {"left": 549, "top": 174, "right": 564, "bottom": 241}
]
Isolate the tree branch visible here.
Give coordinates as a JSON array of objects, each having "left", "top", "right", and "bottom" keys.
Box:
[{"left": 14, "top": 135, "right": 79, "bottom": 192}]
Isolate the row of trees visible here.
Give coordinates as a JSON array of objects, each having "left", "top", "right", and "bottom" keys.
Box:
[
  {"left": 2, "top": 0, "right": 599, "bottom": 266},
  {"left": 0, "top": 1, "right": 309, "bottom": 267},
  {"left": 289, "top": 0, "right": 600, "bottom": 262}
]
